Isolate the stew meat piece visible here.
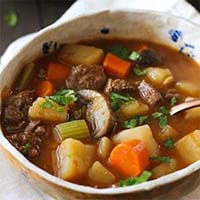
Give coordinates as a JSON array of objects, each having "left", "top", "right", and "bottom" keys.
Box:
[
  {"left": 104, "top": 78, "right": 135, "bottom": 95},
  {"left": 138, "top": 80, "right": 162, "bottom": 106},
  {"left": 66, "top": 64, "right": 106, "bottom": 91},
  {"left": 3, "top": 90, "right": 36, "bottom": 132},
  {"left": 138, "top": 49, "right": 164, "bottom": 66},
  {"left": 6, "top": 120, "right": 47, "bottom": 158}
]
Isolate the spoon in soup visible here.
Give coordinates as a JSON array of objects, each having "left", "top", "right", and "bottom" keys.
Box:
[{"left": 170, "top": 98, "right": 200, "bottom": 115}]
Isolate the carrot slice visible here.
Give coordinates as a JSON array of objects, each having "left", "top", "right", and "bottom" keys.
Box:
[
  {"left": 103, "top": 53, "right": 131, "bottom": 78},
  {"left": 47, "top": 62, "right": 70, "bottom": 81},
  {"left": 110, "top": 139, "right": 149, "bottom": 177},
  {"left": 37, "top": 81, "right": 54, "bottom": 97},
  {"left": 135, "top": 44, "right": 149, "bottom": 53}
]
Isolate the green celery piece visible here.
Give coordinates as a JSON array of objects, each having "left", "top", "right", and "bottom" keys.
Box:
[
  {"left": 129, "top": 51, "right": 140, "bottom": 61},
  {"left": 133, "top": 66, "right": 147, "bottom": 76},
  {"left": 5, "top": 10, "right": 18, "bottom": 27},
  {"left": 150, "top": 156, "right": 171, "bottom": 164},
  {"left": 54, "top": 120, "right": 90, "bottom": 141}
]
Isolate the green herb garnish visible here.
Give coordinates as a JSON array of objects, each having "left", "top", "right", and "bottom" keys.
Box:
[
  {"left": 170, "top": 96, "right": 178, "bottom": 106},
  {"left": 152, "top": 106, "right": 169, "bottom": 128},
  {"left": 5, "top": 10, "right": 18, "bottom": 27},
  {"left": 163, "top": 138, "right": 175, "bottom": 149},
  {"left": 22, "top": 143, "right": 31, "bottom": 155},
  {"left": 106, "top": 44, "right": 131, "bottom": 59},
  {"left": 111, "top": 92, "right": 134, "bottom": 111},
  {"left": 129, "top": 51, "right": 141, "bottom": 61},
  {"left": 40, "top": 99, "right": 54, "bottom": 109},
  {"left": 49, "top": 89, "right": 77, "bottom": 106},
  {"left": 133, "top": 66, "right": 147, "bottom": 76},
  {"left": 150, "top": 156, "right": 171, "bottom": 164},
  {"left": 124, "top": 115, "right": 148, "bottom": 129},
  {"left": 119, "top": 171, "right": 152, "bottom": 187},
  {"left": 56, "top": 107, "right": 65, "bottom": 112}
]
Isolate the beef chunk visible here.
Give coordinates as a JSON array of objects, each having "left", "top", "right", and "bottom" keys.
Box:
[
  {"left": 138, "top": 49, "right": 164, "bottom": 66},
  {"left": 3, "top": 90, "right": 36, "bottom": 128},
  {"left": 6, "top": 120, "right": 47, "bottom": 158},
  {"left": 138, "top": 80, "right": 162, "bottom": 106},
  {"left": 104, "top": 78, "right": 135, "bottom": 95},
  {"left": 66, "top": 64, "right": 106, "bottom": 90}
]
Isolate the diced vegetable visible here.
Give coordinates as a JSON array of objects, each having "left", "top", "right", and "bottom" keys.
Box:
[
  {"left": 110, "top": 92, "right": 134, "bottom": 111},
  {"left": 176, "top": 130, "right": 200, "bottom": 164},
  {"left": 29, "top": 97, "right": 67, "bottom": 122},
  {"left": 124, "top": 115, "right": 148, "bottom": 129},
  {"left": 176, "top": 81, "right": 200, "bottom": 97},
  {"left": 112, "top": 125, "right": 159, "bottom": 157},
  {"left": 47, "top": 62, "right": 70, "bottom": 81},
  {"left": 106, "top": 44, "right": 131, "bottom": 59},
  {"left": 5, "top": 10, "right": 18, "bottom": 27},
  {"left": 37, "top": 81, "right": 54, "bottom": 97},
  {"left": 103, "top": 53, "right": 131, "bottom": 78},
  {"left": 110, "top": 140, "right": 149, "bottom": 177},
  {"left": 97, "top": 137, "right": 113, "bottom": 160},
  {"left": 158, "top": 125, "right": 179, "bottom": 143},
  {"left": 151, "top": 159, "right": 177, "bottom": 178},
  {"left": 119, "top": 100, "right": 149, "bottom": 119},
  {"left": 58, "top": 44, "right": 104, "bottom": 65},
  {"left": 129, "top": 51, "right": 140, "bottom": 61},
  {"left": 185, "top": 107, "right": 200, "bottom": 120},
  {"left": 54, "top": 120, "right": 90, "bottom": 142},
  {"left": 89, "top": 161, "right": 115, "bottom": 185},
  {"left": 146, "top": 67, "right": 174, "bottom": 88},
  {"left": 18, "top": 63, "right": 35, "bottom": 91},
  {"left": 119, "top": 171, "right": 152, "bottom": 187},
  {"left": 56, "top": 138, "right": 95, "bottom": 180}
]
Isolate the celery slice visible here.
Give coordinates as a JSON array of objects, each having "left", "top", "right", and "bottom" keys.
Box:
[
  {"left": 54, "top": 120, "right": 90, "bottom": 142},
  {"left": 18, "top": 62, "right": 35, "bottom": 90}
]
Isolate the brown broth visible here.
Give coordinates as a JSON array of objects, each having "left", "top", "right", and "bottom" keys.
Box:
[{"left": 3, "top": 39, "right": 200, "bottom": 188}]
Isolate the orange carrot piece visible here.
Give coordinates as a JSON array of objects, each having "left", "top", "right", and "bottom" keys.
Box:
[
  {"left": 135, "top": 44, "right": 149, "bottom": 53},
  {"left": 37, "top": 81, "right": 54, "bottom": 97},
  {"left": 103, "top": 53, "right": 131, "bottom": 78},
  {"left": 110, "top": 140, "right": 149, "bottom": 177},
  {"left": 47, "top": 62, "right": 70, "bottom": 81}
]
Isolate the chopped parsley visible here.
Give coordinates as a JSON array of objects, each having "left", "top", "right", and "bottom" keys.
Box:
[
  {"left": 170, "top": 96, "right": 178, "bottom": 106},
  {"left": 22, "top": 143, "right": 31, "bottom": 155},
  {"left": 133, "top": 66, "right": 147, "bottom": 76},
  {"left": 150, "top": 156, "right": 171, "bottom": 164},
  {"left": 111, "top": 92, "right": 134, "bottom": 111},
  {"left": 163, "top": 138, "right": 175, "bottom": 149},
  {"left": 124, "top": 115, "right": 148, "bottom": 129},
  {"left": 152, "top": 106, "right": 169, "bottom": 129},
  {"left": 40, "top": 89, "right": 77, "bottom": 112},
  {"left": 5, "top": 10, "right": 18, "bottom": 27},
  {"left": 129, "top": 51, "right": 141, "bottom": 61},
  {"left": 119, "top": 171, "right": 152, "bottom": 187},
  {"left": 106, "top": 44, "right": 131, "bottom": 59}
]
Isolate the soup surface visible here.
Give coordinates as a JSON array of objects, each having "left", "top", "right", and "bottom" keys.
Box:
[{"left": 2, "top": 39, "right": 200, "bottom": 188}]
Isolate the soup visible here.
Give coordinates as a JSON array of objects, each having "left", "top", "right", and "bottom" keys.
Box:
[{"left": 2, "top": 39, "right": 200, "bottom": 188}]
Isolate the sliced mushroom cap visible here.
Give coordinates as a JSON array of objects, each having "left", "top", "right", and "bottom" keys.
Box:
[{"left": 77, "top": 89, "right": 116, "bottom": 138}]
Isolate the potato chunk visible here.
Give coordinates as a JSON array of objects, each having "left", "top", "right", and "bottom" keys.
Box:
[
  {"left": 158, "top": 125, "right": 179, "bottom": 143},
  {"left": 146, "top": 67, "right": 174, "bottom": 87},
  {"left": 29, "top": 97, "right": 67, "bottom": 123},
  {"left": 112, "top": 125, "right": 159, "bottom": 157},
  {"left": 152, "top": 159, "right": 177, "bottom": 178},
  {"left": 176, "top": 81, "right": 200, "bottom": 97},
  {"left": 119, "top": 100, "right": 149, "bottom": 119},
  {"left": 89, "top": 161, "right": 115, "bottom": 185},
  {"left": 58, "top": 44, "right": 104, "bottom": 65},
  {"left": 97, "top": 137, "right": 113, "bottom": 160},
  {"left": 185, "top": 107, "right": 200, "bottom": 120},
  {"left": 56, "top": 138, "right": 96, "bottom": 180},
  {"left": 176, "top": 130, "right": 200, "bottom": 165}
]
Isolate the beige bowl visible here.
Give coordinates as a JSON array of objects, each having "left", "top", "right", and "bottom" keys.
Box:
[{"left": 1, "top": 10, "right": 200, "bottom": 200}]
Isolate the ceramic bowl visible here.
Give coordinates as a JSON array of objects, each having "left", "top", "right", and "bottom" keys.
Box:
[{"left": 1, "top": 10, "right": 200, "bottom": 200}]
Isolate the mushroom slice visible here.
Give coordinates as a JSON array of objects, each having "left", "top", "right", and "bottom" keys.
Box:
[{"left": 77, "top": 89, "right": 116, "bottom": 138}]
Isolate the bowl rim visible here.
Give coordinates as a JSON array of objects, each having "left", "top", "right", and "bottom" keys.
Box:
[{"left": 1, "top": 9, "right": 200, "bottom": 195}]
